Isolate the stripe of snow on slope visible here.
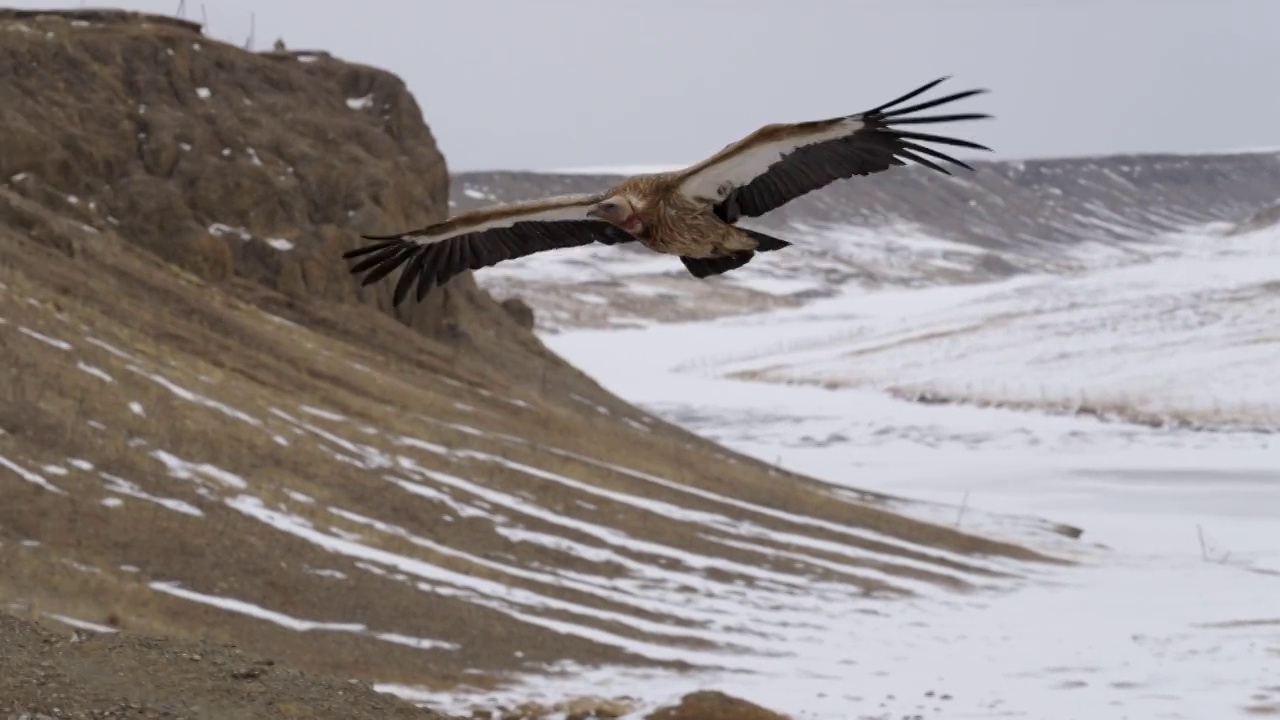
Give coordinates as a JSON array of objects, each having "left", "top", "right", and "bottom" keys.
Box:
[
  {"left": 17, "top": 326, "right": 73, "bottom": 350},
  {"left": 150, "top": 580, "right": 458, "bottom": 651},
  {"left": 450, "top": 447, "right": 993, "bottom": 591},
  {"left": 0, "top": 456, "right": 67, "bottom": 494},
  {"left": 328, "top": 506, "right": 784, "bottom": 646},
  {"left": 151, "top": 580, "right": 366, "bottom": 632},
  {"left": 265, "top": 408, "right": 1003, "bottom": 621},
  {"left": 83, "top": 335, "right": 142, "bottom": 362},
  {"left": 150, "top": 450, "right": 248, "bottom": 491},
  {"left": 484, "top": 524, "right": 826, "bottom": 631},
  {"left": 390, "top": 471, "right": 840, "bottom": 623},
  {"left": 421, "top": 415, "right": 1025, "bottom": 578},
  {"left": 99, "top": 472, "right": 203, "bottom": 516},
  {"left": 383, "top": 475, "right": 493, "bottom": 521},
  {"left": 43, "top": 613, "right": 119, "bottom": 634},
  {"left": 127, "top": 366, "right": 261, "bottom": 426},
  {"left": 269, "top": 408, "right": 393, "bottom": 468},
  {"left": 76, "top": 361, "right": 114, "bottom": 382},
  {"left": 392, "top": 457, "right": 868, "bottom": 597},
  {"left": 299, "top": 404, "right": 347, "bottom": 421},
  {"left": 396, "top": 471, "right": 839, "bottom": 617},
  {"left": 586, "top": 447, "right": 1035, "bottom": 581},
  {"left": 385, "top": 464, "right": 876, "bottom": 625},
  {"left": 226, "top": 495, "right": 777, "bottom": 668}
]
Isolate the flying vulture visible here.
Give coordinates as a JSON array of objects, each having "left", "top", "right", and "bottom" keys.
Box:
[{"left": 344, "top": 76, "right": 992, "bottom": 305}]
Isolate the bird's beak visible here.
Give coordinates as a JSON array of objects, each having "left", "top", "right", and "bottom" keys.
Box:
[{"left": 586, "top": 206, "right": 602, "bottom": 219}]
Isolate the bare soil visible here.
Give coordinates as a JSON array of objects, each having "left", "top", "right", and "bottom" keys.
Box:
[{"left": 0, "top": 611, "right": 455, "bottom": 720}]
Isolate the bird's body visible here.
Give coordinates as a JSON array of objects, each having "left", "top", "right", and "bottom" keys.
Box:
[
  {"left": 344, "top": 77, "right": 993, "bottom": 304},
  {"left": 607, "top": 173, "right": 760, "bottom": 257}
]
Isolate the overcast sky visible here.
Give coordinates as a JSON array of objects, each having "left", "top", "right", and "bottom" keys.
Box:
[{"left": 12, "top": 0, "right": 1280, "bottom": 171}]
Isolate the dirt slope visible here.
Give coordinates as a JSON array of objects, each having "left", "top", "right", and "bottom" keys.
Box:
[
  {"left": 0, "top": 611, "right": 454, "bottom": 720},
  {"left": 0, "top": 7, "right": 1055, "bottom": 714}
]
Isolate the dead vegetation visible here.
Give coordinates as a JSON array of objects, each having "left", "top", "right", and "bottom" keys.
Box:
[{"left": 1, "top": 7, "right": 1053, "bottom": 717}]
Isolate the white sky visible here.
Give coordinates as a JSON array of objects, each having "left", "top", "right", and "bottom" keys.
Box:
[{"left": 11, "top": 0, "right": 1280, "bottom": 171}]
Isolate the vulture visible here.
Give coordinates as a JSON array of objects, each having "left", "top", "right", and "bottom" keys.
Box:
[{"left": 344, "top": 76, "right": 992, "bottom": 305}]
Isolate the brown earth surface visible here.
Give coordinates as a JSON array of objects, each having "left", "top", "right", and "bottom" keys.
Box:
[
  {"left": 0, "top": 7, "right": 1060, "bottom": 718},
  {"left": 1, "top": 611, "right": 795, "bottom": 720},
  {"left": 644, "top": 691, "right": 791, "bottom": 720},
  {"left": 0, "top": 611, "right": 455, "bottom": 720}
]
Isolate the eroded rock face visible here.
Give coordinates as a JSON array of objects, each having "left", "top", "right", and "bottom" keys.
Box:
[{"left": 0, "top": 7, "right": 509, "bottom": 343}]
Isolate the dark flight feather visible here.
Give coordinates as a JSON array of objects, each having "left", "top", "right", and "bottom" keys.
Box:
[
  {"left": 344, "top": 220, "right": 635, "bottom": 306},
  {"left": 716, "top": 77, "right": 992, "bottom": 220}
]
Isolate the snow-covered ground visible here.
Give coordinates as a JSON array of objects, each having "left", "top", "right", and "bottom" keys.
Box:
[
  {"left": 692, "top": 224, "right": 1280, "bottom": 431},
  {"left": 415, "top": 222, "right": 1280, "bottom": 718}
]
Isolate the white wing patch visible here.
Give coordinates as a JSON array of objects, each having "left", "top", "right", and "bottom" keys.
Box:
[
  {"left": 407, "top": 193, "right": 604, "bottom": 245},
  {"left": 677, "top": 118, "right": 865, "bottom": 202}
]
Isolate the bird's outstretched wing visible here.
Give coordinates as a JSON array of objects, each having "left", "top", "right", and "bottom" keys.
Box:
[
  {"left": 673, "top": 77, "right": 992, "bottom": 221},
  {"left": 344, "top": 192, "right": 637, "bottom": 305}
]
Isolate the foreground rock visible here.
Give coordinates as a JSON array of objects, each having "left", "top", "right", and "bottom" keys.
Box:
[
  {"left": 0, "top": 612, "right": 455, "bottom": 720},
  {"left": 645, "top": 691, "right": 790, "bottom": 720}
]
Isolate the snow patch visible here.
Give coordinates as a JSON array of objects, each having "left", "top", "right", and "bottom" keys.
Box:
[
  {"left": 44, "top": 613, "right": 118, "bottom": 634},
  {"left": 17, "top": 326, "right": 72, "bottom": 351},
  {"left": 0, "top": 455, "right": 66, "bottom": 495},
  {"left": 345, "top": 94, "right": 374, "bottom": 111}
]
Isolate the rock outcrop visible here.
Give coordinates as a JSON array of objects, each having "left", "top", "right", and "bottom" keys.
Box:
[
  {"left": 645, "top": 691, "right": 791, "bottom": 720},
  {"left": 0, "top": 6, "right": 517, "bottom": 346}
]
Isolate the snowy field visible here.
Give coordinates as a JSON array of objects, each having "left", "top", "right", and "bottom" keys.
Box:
[
  {"left": 702, "top": 225, "right": 1280, "bottom": 432},
  {"left": 424, "top": 222, "right": 1280, "bottom": 718}
]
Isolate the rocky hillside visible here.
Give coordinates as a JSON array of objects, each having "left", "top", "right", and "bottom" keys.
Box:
[
  {"left": 452, "top": 152, "right": 1280, "bottom": 330},
  {"left": 0, "top": 8, "right": 1054, "bottom": 717}
]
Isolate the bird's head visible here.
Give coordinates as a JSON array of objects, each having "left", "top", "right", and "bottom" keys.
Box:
[{"left": 587, "top": 196, "right": 642, "bottom": 233}]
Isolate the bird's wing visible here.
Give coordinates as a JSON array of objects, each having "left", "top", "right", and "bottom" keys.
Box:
[
  {"left": 343, "top": 192, "right": 637, "bottom": 305},
  {"left": 672, "top": 77, "right": 992, "bottom": 220}
]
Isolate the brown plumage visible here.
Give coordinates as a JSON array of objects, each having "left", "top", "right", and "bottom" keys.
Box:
[{"left": 344, "top": 76, "right": 992, "bottom": 305}]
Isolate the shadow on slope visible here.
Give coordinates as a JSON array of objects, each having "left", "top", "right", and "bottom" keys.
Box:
[{"left": 0, "top": 6, "right": 1052, "bottom": 707}]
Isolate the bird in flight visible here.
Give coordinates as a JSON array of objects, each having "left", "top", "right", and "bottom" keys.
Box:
[{"left": 344, "top": 76, "right": 991, "bottom": 305}]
